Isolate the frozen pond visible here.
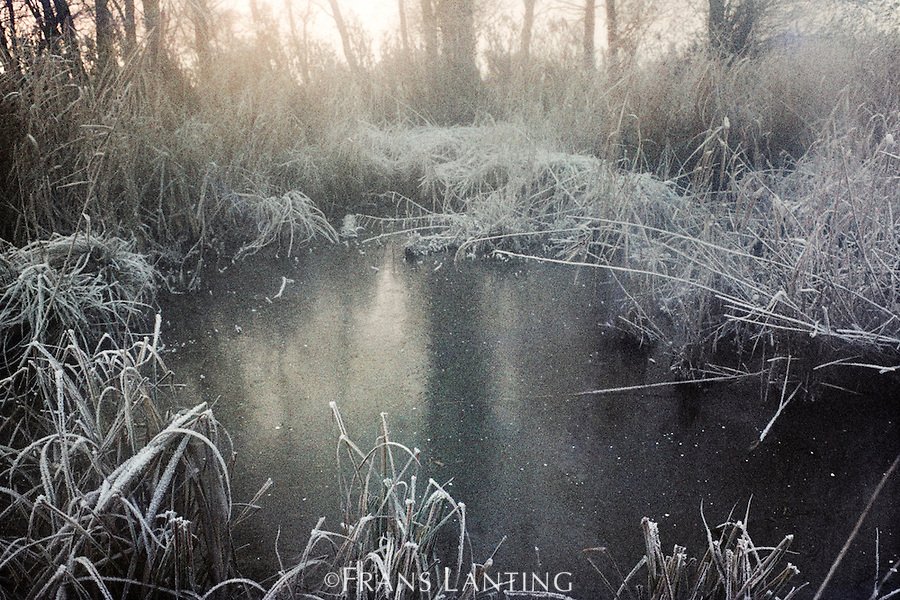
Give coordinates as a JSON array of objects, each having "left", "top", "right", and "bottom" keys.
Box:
[{"left": 164, "top": 243, "right": 898, "bottom": 598}]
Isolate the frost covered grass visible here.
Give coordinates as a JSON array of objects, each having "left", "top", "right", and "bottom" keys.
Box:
[
  {"left": 589, "top": 512, "right": 803, "bottom": 600},
  {"left": 344, "top": 32, "right": 900, "bottom": 388},
  {"left": 264, "top": 403, "right": 477, "bottom": 600},
  {"left": 0, "top": 324, "right": 264, "bottom": 599},
  {"left": 0, "top": 235, "right": 263, "bottom": 598},
  {"left": 0, "top": 233, "right": 156, "bottom": 373},
  {"left": 355, "top": 111, "right": 900, "bottom": 396},
  {"left": 0, "top": 10, "right": 897, "bottom": 600},
  {"left": 0, "top": 57, "right": 337, "bottom": 276},
  {"left": 358, "top": 123, "right": 687, "bottom": 257}
]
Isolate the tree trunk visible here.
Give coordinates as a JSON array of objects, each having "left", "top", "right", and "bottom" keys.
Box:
[
  {"left": 53, "top": 0, "right": 77, "bottom": 49},
  {"left": 327, "top": 0, "right": 359, "bottom": 73},
  {"left": 1, "top": 0, "right": 18, "bottom": 72},
  {"left": 123, "top": 0, "right": 136, "bottom": 54},
  {"left": 284, "top": 0, "right": 304, "bottom": 81},
  {"left": 143, "top": 0, "right": 161, "bottom": 66},
  {"left": 299, "top": 0, "right": 312, "bottom": 83},
  {"left": 4, "top": 0, "right": 18, "bottom": 52},
  {"left": 420, "top": 0, "right": 438, "bottom": 64},
  {"left": 34, "top": 0, "right": 60, "bottom": 49},
  {"left": 605, "top": 0, "right": 618, "bottom": 73},
  {"left": 248, "top": 0, "right": 269, "bottom": 45},
  {"left": 95, "top": 0, "right": 114, "bottom": 68},
  {"left": 193, "top": 0, "right": 211, "bottom": 72},
  {"left": 52, "top": 0, "right": 83, "bottom": 73},
  {"left": 397, "top": 0, "right": 409, "bottom": 54},
  {"left": 583, "top": 0, "right": 595, "bottom": 69},
  {"left": 436, "top": 0, "right": 478, "bottom": 121},
  {"left": 3, "top": 0, "right": 14, "bottom": 40},
  {"left": 520, "top": 0, "right": 535, "bottom": 59},
  {"left": 0, "top": 21, "right": 15, "bottom": 73}
]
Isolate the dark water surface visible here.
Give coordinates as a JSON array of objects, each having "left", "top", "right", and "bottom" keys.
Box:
[{"left": 163, "top": 244, "right": 898, "bottom": 599}]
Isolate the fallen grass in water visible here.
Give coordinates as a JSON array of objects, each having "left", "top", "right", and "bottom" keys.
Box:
[{"left": 359, "top": 123, "right": 686, "bottom": 258}]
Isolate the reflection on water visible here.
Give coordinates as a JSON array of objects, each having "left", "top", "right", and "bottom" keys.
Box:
[{"left": 165, "top": 244, "right": 899, "bottom": 597}]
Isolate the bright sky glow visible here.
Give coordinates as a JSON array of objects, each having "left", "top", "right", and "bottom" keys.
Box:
[
  {"left": 220, "top": 0, "right": 707, "bottom": 61},
  {"left": 224, "top": 0, "right": 523, "bottom": 56},
  {"left": 248, "top": 0, "right": 402, "bottom": 54},
  {"left": 320, "top": 0, "right": 400, "bottom": 44}
]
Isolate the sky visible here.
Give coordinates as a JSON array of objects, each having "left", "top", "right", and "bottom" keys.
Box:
[
  {"left": 319, "top": 0, "right": 400, "bottom": 44},
  {"left": 224, "top": 0, "right": 527, "bottom": 56},
  {"left": 221, "top": 0, "right": 711, "bottom": 62},
  {"left": 246, "top": 0, "right": 407, "bottom": 54}
]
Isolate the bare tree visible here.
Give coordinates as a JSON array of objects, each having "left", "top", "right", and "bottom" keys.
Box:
[
  {"left": 19, "top": 0, "right": 82, "bottom": 68},
  {"left": 95, "top": 0, "right": 114, "bottom": 68},
  {"left": 285, "top": 0, "right": 312, "bottom": 82},
  {"left": 2, "top": 0, "right": 14, "bottom": 44},
  {"left": 53, "top": 0, "right": 78, "bottom": 49},
  {"left": 599, "top": 0, "right": 659, "bottom": 71},
  {"left": 122, "top": 0, "right": 136, "bottom": 53},
  {"left": 23, "top": 0, "right": 76, "bottom": 55},
  {"left": 583, "top": 0, "right": 595, "bottom": 68},
  {"left": 327, "top": 0, "right": 359, "bottom": 73},
  {"left": 249, "top": 0, "right": 267, "bottom": 40},
  {"left": 0, "top": 0, "right": 18, "bottom": 72},
  {"left": 398, "top": 0, "right": 410, "bottom": 54},
  {"left": 191, "top": 0, "right": 211, "bottom": 73},
  {"left": 420, "top": 0, "right": 438, "bottom": 64},
  {"left": 521, "top": 0, "right": 536, "bottom": 59},
  {"left": 605, "top": 0, "right": 619, "bottom": 71},
  {"left": 143, "top": 0, "right": 162, "bottom": 66},
  {"left": 0, "top": 21, "right": 14, "bottom": 73},
  {"left": 24, "top": 0, "right": 53, "bottom": 47},
  {"left": 436, "top": 0, "right": 479, "bottom": 119}
]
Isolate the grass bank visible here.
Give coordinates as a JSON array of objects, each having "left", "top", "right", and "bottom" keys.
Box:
[{"left": 354, "top": 112, "right": 900, "bottom": 396}]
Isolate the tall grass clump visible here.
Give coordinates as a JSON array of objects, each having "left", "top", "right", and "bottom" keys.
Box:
[
  {"left": 0, "top": 52, "right": 337, "bottom": 273},
  {"left": 0, "top": 325, "right": 261, "bottom": 599},
  {"left": 483, "top": 32, "right": 899, "bottom": 178},
  {"left": 0, "top": 232, "right": 262, "bottom": 598},
  {"left": 264, "top": 403, "right": 476, "bottom": 600},
  {"left": 590, "top": 512, "right": 802, "bottom": 600},
  {"left": 0, "top": 233, "right": 156, "bottom": 372},
  {"left": 583, "top": 110, "right": 900, "bottom": 385}
]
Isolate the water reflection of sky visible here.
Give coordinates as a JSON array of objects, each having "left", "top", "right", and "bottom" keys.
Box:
[{"left": 165, "top": 244, "right": 899, "bottom": 597}]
